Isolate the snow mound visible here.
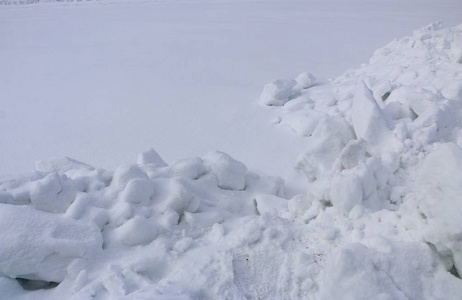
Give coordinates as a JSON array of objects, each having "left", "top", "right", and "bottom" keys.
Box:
[
  {"left": 0, "top": 150, "right": 286, "bottom": 298},
  {"left": 262, "top": 22, "right": 462, "bottom": 297},
  {"left": 1, "top": 23, "right": 462, "bottom": 299},
  {"left": 270, "top": 22, "right": 462, "bottom": 214}
]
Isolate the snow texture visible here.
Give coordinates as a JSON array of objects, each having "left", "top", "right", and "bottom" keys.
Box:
[{"left": 0, "top": 3, "right": 462, "bottom": 299}]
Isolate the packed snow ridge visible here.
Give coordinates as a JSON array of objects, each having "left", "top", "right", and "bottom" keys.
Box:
[{"left": 1, "top": 23, "right": 462, "bottom": 299}]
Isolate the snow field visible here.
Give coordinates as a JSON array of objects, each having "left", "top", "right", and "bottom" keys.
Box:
[
  {"left": 4, "top": 0, "right": 462, "bottom": 186},
  {"left": 1, "top": 5, "right": 462, "bottom": 300}
]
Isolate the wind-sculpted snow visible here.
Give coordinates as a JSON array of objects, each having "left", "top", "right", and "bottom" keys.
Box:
[{"left": 1, "top": 23, "right": 462, "bottom": 299}]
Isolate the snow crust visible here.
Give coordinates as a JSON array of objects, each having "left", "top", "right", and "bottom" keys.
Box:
[{"left": 1, "top": 7, "right": 462, "bottom": 300}]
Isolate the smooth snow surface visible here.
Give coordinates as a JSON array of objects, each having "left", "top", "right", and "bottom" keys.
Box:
[{"left": 1, "top": 0, "right": 462, "bottom": 299}]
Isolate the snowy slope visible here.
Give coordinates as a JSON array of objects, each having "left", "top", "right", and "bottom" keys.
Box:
[{"left": 1, "top": 13, "right": 462, "bottom": 299}]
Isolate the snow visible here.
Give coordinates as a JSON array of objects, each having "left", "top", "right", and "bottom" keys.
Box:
[
  {"left": 295, "top": 72, "right": 317, "bottom": 90},
  {"left": 202, "top": 151, "right": 248, "bottom": 191},
  {"left": 2, "top": 0, "right": 462, "bottom": 192},
  {"left": 0, "top": 203, "right": 102, "bottom": 283},
  {"left": 1, "top": 0, "right": 462, "bottom": 299},
  {"left": 351, "top": 82, "right": 401, "bottom": 155},
  {"left": 260, "top": 79, "right": 299, "bottom": 106},
  {"left": 416, "top": 142, "right": 462, "bottom": 274},
  {"left": 295, "top": 115, "right": 355, "bottom": 182}
]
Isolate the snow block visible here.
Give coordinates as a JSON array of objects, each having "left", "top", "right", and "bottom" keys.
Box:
[
  {"left": 67, "top": 195, "right": 109, "bottom": 229},
  {"left": 352, "top": 163, "right": 379, "bottom": 210},
  {"left": 337, "top": 139, "right": 365, "bottom": 169},
  {"left": 260, "top": 79, "right": 298, "bottom": 106},
  {"left": 329, "top": 173, "right": 363, "bottom": 213},
  {"left": 450, "top": 32, "right": 462, "bottom": 63},
  {"left": 65, "top": 192, "right": 91, "bottom": 219},
  {"left": 416, "top": 143, "right": 462, "bottom": 237},
  {"left": 408, "top": 91, "right": 436, "bottom": 117},
  {"left": 159, "top": 180, "right": 199, "bottom": 214},
  {"left": 29, "top": 172, "right": 79, "bottom": 213},
  {"left": 371, "top": 80, "right": 392, "bottom": 102},
  {"left": 352, "top": 82, "right": 400, "bottom": 154},
  {"left": 168, "top": 157, "right": 207, "bottom": 179},
  {"left": 287, "top": 194, "right": 312, "bottom": 217},
  {"left": 120, "top": 178, "right": 153, "bottom": 204},
  {"left": 295, "top": 72, "right": 316, "bottom": 89},
  {"left": 416, "top": 143, "right": 462, "bottom": 274},
  {"left": 0, "top": 204, "right": 102, "bottom": 282},
  {"left": 254, "top": 194, "right": 288, "bottom": 216},
  {"left": 111, "top": 165, "right": 149, "bottom": 189},
  {"left": 296, "top": 116, "right": 355, "bottom": 181},
  {"left": 137, "top": 148, "right": 168, "bottom": 167},
  {"left": 203, "top": 151, "right": 247, "bottom": 190},
  {"left": 441, "top": 80, "right": 462, "bottom": 99},
  {"left": 112, "top": 216, "right": 157, "bottom": 246},
  {"left": 383, "top": 101, "right": 415, "bottom": 121},
  {"left": 109, "top": 201, "right": 133, "bottom": 227}
]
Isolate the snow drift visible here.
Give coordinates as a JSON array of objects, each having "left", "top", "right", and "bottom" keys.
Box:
[{"left": 1, "top": 22, "right": 462, "bottom": 299}]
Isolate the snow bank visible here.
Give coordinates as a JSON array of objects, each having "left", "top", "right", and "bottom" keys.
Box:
[
  {"left": 262, "top": 22, "right": 462, "bottom": 297},
  {"left": 1, "top": 23, "right": 462, "bottom": 299},
  {"left": 0, "top": 150, "right": 286, "bottom": 298}
]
